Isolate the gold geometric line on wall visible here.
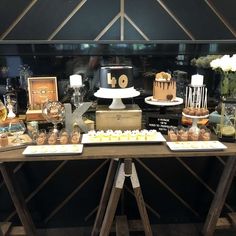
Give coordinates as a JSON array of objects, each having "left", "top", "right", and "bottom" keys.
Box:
[
  {"left": 204, "top": 0, "right": 236, "bottom": 38},
  {"left": 0, "top": 0, "right": 38, "bottom": 40},
  {"left": 136, "top": 159, "right": 200, "bottom": 218},
  {"left": 95, "top": 13, "right": 121, "bottom": 41},
  {"left": 156, "top": 0, "right": 195, "bottom": 40},
  {"left": 176, "top": 157, "right": 234, "bottom": 212},
  {"left": 120, "top": 0, "right": 125, "bottom": 40},
  {"left": 124, "top": 14, "right": 149, "bottom": 40},
  {"left": 48, "top": 0, "right": 87, "bottom": 40}
]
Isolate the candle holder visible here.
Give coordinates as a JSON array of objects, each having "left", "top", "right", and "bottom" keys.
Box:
[{"left": 64, "top": 74, "right": 91, "bottom": 133}]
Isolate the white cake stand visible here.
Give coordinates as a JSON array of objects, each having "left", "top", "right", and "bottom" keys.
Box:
[
  {"left": 145, "top": 96, "right": 183, "bottom": 114},
  {"left": 182, "top": 112, "right": 209, "bottom": 133},
  {"left": 145, "top": 96, "right": 183, "bottom": 106},
  {"left": 94, "top": 87, "right": 140, "bottom": 109}
]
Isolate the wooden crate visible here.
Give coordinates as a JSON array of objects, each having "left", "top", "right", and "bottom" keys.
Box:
[{"left": 26, "top": 77, "right": 58, "bottom": 121}]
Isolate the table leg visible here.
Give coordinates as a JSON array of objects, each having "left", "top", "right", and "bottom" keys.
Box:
[
  {"left": 131, "top": 163, "right": 153, "bottom": 236},
  {"left": 0, "top": 163, "right": 37, "bottom": 236},
  {"left": 202, "top": 156, "right": 236, "bottom": 236},
  {"left": 99, "top": 162, "right": 125, "bottom": 236},
  {"left": 92, "top": 159, "right": 119, "bottom": 236}
]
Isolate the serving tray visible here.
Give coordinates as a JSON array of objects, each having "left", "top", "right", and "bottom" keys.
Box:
[
  {"left": 81, "top": 132, "right": 166, "bottom": 144},
  {"left": 23, "top": 144, "right": 83, "bottom": 156},
  {"left": 166, "top": 141, "right": 227, "bottom": 152}
]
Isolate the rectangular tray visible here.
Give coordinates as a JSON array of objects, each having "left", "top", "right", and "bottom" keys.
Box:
[
  {"left": 166, "top": 141, "right": 227, "bottom": 151},
  {"left": 81, "top": 132, "right": 166, "bottom": 144},
  {"left": 23, "top": 144, "right": 83, "bottom": 156}
]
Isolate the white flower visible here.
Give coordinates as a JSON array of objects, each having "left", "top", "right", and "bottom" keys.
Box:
[
  {"left": 230, "top": 54, "right": 236, "bottom": 72},
  {"left": 220, "top": 55, "right": 232, "bottom": 72},
  {"left": 210, "top": 58, "right": 221, "bottom": 69},
  {"left": 210, "top": 54, "right": 236, "bottom": 72}
]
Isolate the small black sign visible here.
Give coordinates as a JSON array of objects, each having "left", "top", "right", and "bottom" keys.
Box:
[{"left": 146, "top": 114, "right": 181, "bottom": 134}]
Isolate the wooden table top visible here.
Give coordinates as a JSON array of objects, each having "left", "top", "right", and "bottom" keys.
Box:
[{"left": 0, "top": 142, "right": 235, "bottom": 162}]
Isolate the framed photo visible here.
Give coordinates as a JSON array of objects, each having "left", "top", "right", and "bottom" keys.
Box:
[{"left": 28, "top": 77, "right": 58, "bottom": 110}]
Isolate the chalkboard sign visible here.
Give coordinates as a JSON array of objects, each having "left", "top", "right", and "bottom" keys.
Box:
[{"left": 146, "top": 114, "right": 181, "bottom": 134}]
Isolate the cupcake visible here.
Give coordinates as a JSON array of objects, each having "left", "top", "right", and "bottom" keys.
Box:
[{"left": 146, "top": 130, "right": 157, "bottom": 141}]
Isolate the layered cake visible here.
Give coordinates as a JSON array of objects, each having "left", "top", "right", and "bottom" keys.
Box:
[{"left": 153, "top": 72, "right": 176, "bottom": 101}]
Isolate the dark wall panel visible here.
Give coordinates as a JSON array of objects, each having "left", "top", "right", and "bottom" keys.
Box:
[
  {"left": 100, "top": 19, "right": 120, "bottom": 40},
  {"left": 54, "top": 0, "right": 120, "bottom": 40},
  {"left": 0, "top": 0, "right": 31, "bottom": 36},
  {"left": 212, "top": 0, "right": 236, "bottom": 31},
  {"left": 0, "top": 0, "right": 235, "bottom": 41},
  {"left": 5, "top": 0, "right": 84, "bottom": 40},
  {"left": 125, "top": 0, "right": 189, "bottom": 40},
  {"left": 124, "top": 19, "right": 146, "bottom": 40},
  {"left": 163, "top": 0, "right": 234, "bottom": 39}
]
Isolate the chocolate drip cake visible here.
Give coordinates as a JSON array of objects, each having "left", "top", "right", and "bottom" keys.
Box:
[{"left": 153, "top": 72, "right": 176, "bottom": 101}]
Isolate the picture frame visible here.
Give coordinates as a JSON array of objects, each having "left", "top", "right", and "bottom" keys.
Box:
[{"left": 27, "top": 77, "right": 58, "bottom": 110}]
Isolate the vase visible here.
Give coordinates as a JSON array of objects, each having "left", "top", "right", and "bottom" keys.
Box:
[{"left": 220, "top": 72, "right": 236, "bottom": 99}]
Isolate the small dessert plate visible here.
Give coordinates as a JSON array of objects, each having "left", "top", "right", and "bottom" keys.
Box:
[
  {"left": 23, "top": 144, "right": 83, "bottom": 156},
  {"left": 166, "top": 141, "right": 227, "bottom": 151}
]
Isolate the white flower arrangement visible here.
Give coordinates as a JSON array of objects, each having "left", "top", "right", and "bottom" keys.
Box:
[
  {"left": 210, "top": 54, "right": 236, "bottom": 72},
  {"left": 210, "top": 54, "right": 236, "bottom": 98}
]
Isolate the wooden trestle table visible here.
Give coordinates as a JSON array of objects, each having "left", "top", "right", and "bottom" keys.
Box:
[{"left": 0, "top": 142, "right": 236, "bottom": 236}]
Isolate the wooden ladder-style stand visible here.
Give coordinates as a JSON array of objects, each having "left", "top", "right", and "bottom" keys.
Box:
[{"left": 92, "top": 158, "right": 153, "bottom": 236}]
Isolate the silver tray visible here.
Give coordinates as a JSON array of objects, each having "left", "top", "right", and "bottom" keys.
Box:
[
  {"left": 81, "top": 132, "right": 166, "bottom": 144},
  {"left": 23, "top": 144, "right": 83, "bottom": 156},
  {"left": 166, "top": 141, "right": 227, "bottom": 151}
]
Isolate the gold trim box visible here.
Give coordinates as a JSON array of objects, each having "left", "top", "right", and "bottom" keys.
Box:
[
  {"left": 26, "top": 77, "right": 58, "bottom": 121},
  {"left": 96, "top": 104, "right": 142, "bottom": 131}
]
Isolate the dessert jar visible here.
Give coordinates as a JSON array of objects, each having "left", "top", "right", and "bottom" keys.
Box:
[
  {"left": 35, "top": 129, "right": 47, "bottom": 145},
  {"left": 47, "top": 131, "right": 58, "bottom": 145},
  {"left": 168, "top": 127, "right": 178, "bottom": 141},
  {"left": 199, "top": 127, "right": 211, "bottom": 141},
  {"left": 59, "top": 129, "right": 69, "bottom": 145},
  {"left": 0, "top": 133, "right": 8, "bottom": 147},
  {"left": 177, "top": 127, "right": 188, "bottom": 141}
]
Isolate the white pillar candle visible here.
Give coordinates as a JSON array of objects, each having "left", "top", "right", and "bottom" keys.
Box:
[
  {"left": 70, "top": 74, "right": 82, "bottom": 87},
  {"left": 191, "top": 74, "right": 204, "bottom": 86}
]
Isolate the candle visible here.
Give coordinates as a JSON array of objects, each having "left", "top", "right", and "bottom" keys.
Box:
[
  {"left": 70, "top": 74, "right": 82, "bottom": 87},
  {"left": 191, "top": 74, "right": 204, "bottom": 86}
]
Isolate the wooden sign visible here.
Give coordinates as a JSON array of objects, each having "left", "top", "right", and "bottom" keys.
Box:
[{"left": 146, "top": 114, "right": 181, "bottom": 134}]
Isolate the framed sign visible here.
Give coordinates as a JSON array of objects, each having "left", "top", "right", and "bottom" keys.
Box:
[
  {"left": 146, "top": 113, "right": 181, "bottom": 134},
  {"left": 28, "top": 77, "right": 58, "bottom": 110}
]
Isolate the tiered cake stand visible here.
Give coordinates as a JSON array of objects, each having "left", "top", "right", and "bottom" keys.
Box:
[
  {"left": 182, "top": 83, "right": 209, "bottom": 133},
  {"left": 94, "top": 87, "right": 140, "bottom": 109}
]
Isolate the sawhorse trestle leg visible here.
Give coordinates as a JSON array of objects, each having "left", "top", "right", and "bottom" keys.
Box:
[{"left": 99, "top": 159, "right": 153, "bottom": 236}]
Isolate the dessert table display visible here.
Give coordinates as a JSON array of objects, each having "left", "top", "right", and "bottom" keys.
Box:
[{"left": 0, "top": 71, "right": 235, "bottom": 236}]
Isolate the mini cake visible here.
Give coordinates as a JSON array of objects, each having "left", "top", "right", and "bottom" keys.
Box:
[{"left": 153, "top": 72, "right": 176, "bottom": 101}]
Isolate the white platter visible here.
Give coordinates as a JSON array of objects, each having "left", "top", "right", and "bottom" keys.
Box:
[
  {"left": 81, "top": 132, "right": 166, "bottom": 144},
  {"left": 145, "top": 96, "right": 183, "bottom": 106},
  {"left": 23, "top": 144, "right": 83, "bottom": 156},
  {"left": 166, "top": 141, "right": 227, "bottom": 152}
]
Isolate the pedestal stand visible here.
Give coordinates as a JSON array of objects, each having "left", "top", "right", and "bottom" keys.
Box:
[
  {"left": 182, "top": 113, "right": 209, "bottom": 133},
  {"left": 94, "top": 88, "right": 140, "bottom": 110}
]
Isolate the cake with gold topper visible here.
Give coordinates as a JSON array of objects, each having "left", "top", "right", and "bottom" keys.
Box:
[{"left": 94, "top": 65, "right": 140, "bottom": 109}]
